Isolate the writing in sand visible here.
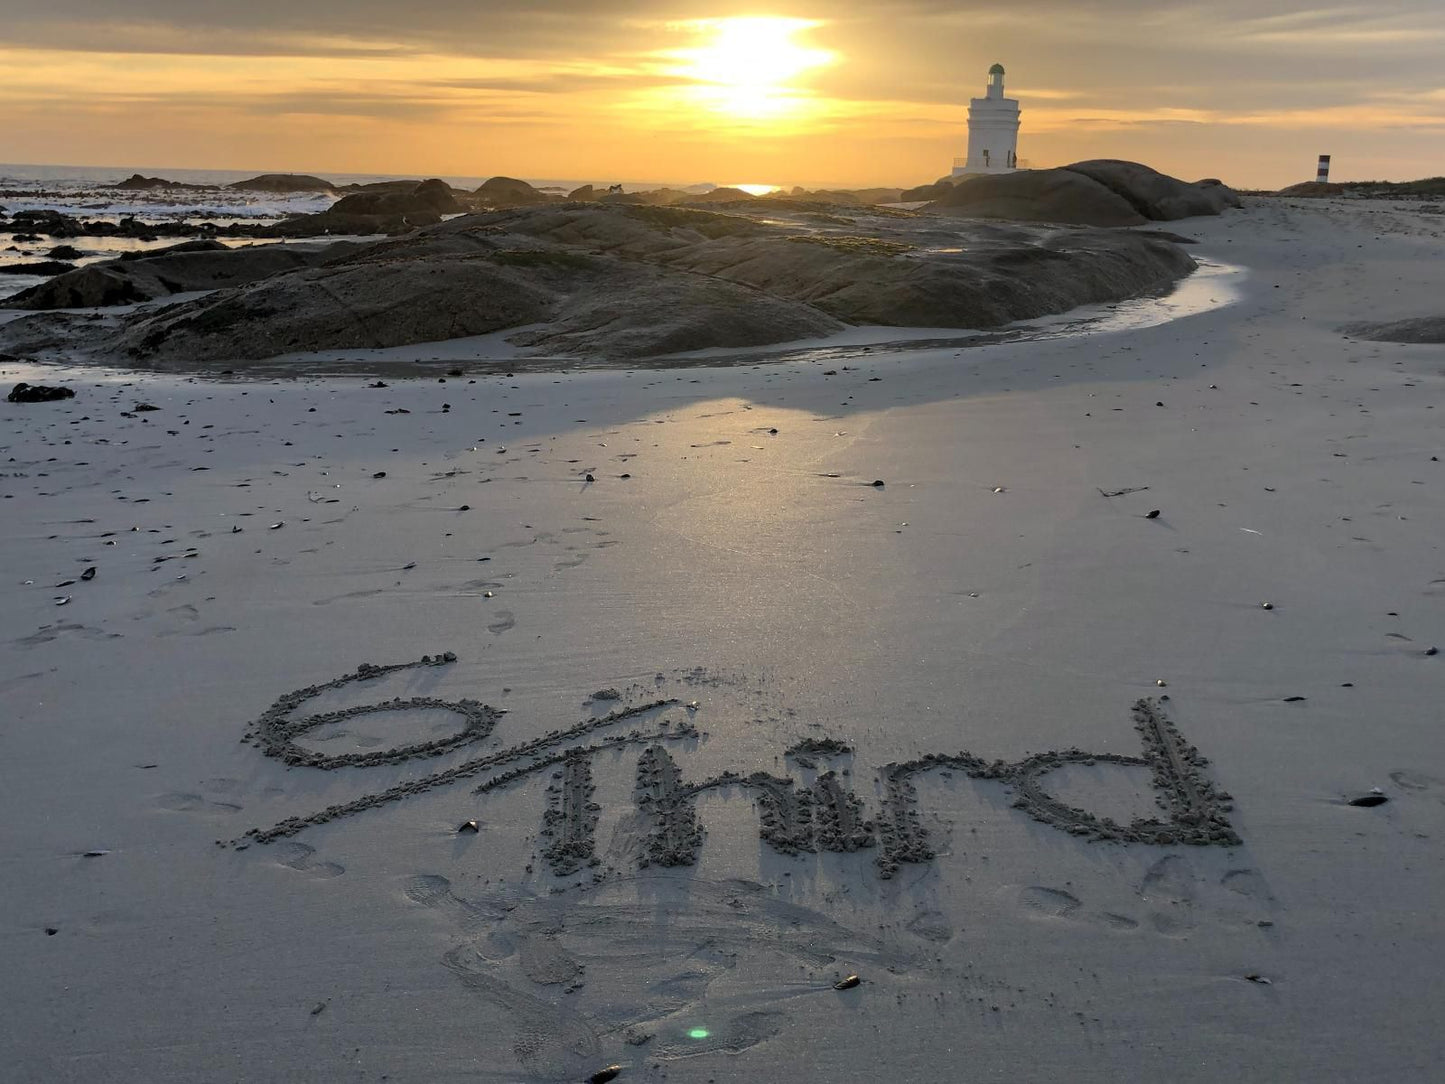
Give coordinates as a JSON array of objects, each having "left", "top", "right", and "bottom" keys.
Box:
[{"left": 236, "top": 654, "right": 1241, "bottom": 878}]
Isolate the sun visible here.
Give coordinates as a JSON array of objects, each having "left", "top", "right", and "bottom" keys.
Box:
[{"left": 666, "top": 17, "right": 835, "bottom": 120}]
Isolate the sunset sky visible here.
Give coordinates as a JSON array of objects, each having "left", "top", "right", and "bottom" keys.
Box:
[{"left": 2, "top": 1, "right": 1442, "bottom": 189}]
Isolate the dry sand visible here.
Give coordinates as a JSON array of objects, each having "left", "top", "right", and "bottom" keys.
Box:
[{"left": 2, "top": 195, "right": 1443, "bottom": 1082}]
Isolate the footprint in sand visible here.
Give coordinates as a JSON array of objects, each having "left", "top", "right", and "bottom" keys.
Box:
[
  {"left": 157, "top": 792, "right": 242, "bottom": 815},
  {"left": 905, "top": 909, "right": 954, "bottom": 943},
  {"left": 402, "top": 873, "right": 513, "bottom": 929},
  {"left": 487, "top": 610, "right": 516, "bottom": 635},
  {"left": 1019, "top": 886, "right": 1083, "bottom": 919},
  {"left": 1389, "top": 769, "right": 1441, "bottom": 791},
  {"left": 1016, "top": 886, "right": 1141, "bottom": 932},
  {"left": 1139, "top": 855, "right": 1197, "bottom": 935},
  {"left": 271, "top": 841, "right": 344, "bottom": 879}
]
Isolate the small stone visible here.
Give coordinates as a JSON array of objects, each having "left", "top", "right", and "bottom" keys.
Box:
[
  {"left": 1260, "top": 602, "right": 1273, "bottom": 610},
  {"left": 1348, "top": 791, "right": 1388, "bottom": 808},
  {"left": 80, "top": 567, "right": 97, "bottom": 581},
  {"left": 372, "top": 471, "right": 386, "bottom": 479},
  {"left": 589, "top": 1067, "right": 623, "bottom": 1084},
  {"left": 585, "top": 474, "right": 595, "bottom": 482},
  {"left": 269, "top": 522, "right": 284, "bottom": 530},
  {"left": 45, "top": 927, "right": 58, "bottom": 936},
  {"left": 458, "top": 820, "right": 480, "bottom": 833},
  {"left": 1155, "top": 679, "right": 1167, "bottom": 687},
  {"left": 834, "top": 974, "right": 861, "bottom": 990},
  {"left": 871, "top": 479, "right": 885, "bottom": 487},
  {"left": 1145, "top": 509, "right": 1161, "bottom": 519},
  {"left": 1426, "top": 647, "right": 1439, "bottom": 657},
  {"left": 1244, "top": 974, "right": 1271, "bottom": 985}
]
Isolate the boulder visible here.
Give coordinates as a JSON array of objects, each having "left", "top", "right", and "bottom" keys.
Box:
[
  {"left": 46, "top": 244, "right": 84, "bottom": 260},
  {"left": 566, "top": 185, "right": 599, "bottom": 201},
  {"left": 8, "top": 382, "right": 75, "bottom": 403},
  {"left": 930, "top": 169, "right": 1147, "bottom": 226},
  {"left": 474, "top": 176, "right": 549, "bottom": 207},
  {"left": 329, "top": 179, "right": 460, "bottom": 216},
  {"left": 1062, "top": 160, "right": 1238, "bottom": 220}
]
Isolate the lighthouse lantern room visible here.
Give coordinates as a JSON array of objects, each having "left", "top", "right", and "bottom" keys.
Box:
[{"left": 955, "top": 63, "right": 1021, "bottom": 176}]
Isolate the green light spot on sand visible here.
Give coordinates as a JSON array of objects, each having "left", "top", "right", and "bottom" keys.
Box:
[{"left": 688, "top": 1028, "right": 710, "bottom": 1040}]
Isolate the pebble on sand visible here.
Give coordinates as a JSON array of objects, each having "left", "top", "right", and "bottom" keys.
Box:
[
  {"left": 588, "top": 1066, "right": 623, "bottom": 1084},
  {"left": 834, "top": 974, "right": 861, "bottom": 990}
]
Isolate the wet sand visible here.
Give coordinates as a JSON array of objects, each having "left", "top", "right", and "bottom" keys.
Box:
[{"left": 2, "top": 196, "right": 1443, "bottom": 1081}]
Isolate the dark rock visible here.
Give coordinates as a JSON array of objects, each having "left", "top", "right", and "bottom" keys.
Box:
[
  {"left": 474, "top": 176, "right": 550, "bottom": 207},
  {"left": 46, "top": 245, "right": 84, "bottom": 260},
  {"left": 899, "top": 179, "right": 955, "bottom": 202},
  {"left": 834, "top": 974, "right": 861, "bottom": 990},
  {"left": 1145, "top": 509, "right": 1161, "bottom": 518},
  {"left": 932, "top": 168, "right": 1146, "bottom": 226},
  {"left": 227, "top": 174, "right": 337, "bottom": 193},
  {"left": 7, "top": 382, "right": 75, "bottom": 403},
  {"left": 108, "top": 174, "right": 214, "bottom": 191},
  {"left": 1063, "top": 160, "right": 1241, "bottom": 219},
  {"left": 0, "top": 261, "right": 76, "bottom": 277},
  {"left": 329, "top": 179, "right": 460, "bottom": 216},
  {"left": 1347, "top": 792, "right": 1388, "bottom": 807}
]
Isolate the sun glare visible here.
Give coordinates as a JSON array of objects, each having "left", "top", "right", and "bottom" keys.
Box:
[{"left": 666, "top": 17, "right": 835, "bottom": 121}]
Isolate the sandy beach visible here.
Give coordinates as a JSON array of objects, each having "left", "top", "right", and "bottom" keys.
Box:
[{"left": 3, "top": 194, "right": 1443, "bottom": 1081}]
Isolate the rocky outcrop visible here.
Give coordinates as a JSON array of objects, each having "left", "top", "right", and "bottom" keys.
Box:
[
  {"left": 227, "top": 174, "right": 337, "bottom": 193},
  {"left": 0, "top": 201, "right": 1197, "bottom": 367},
  {"left": 328, "top": 178, "right": 461, "bottom": 216},
  {"left": 1062, "top": 160, "right": 1239, "bottom": 219},
  {"left": 108, "top": 174, "right": 214, "bottom": 191},
  {"left": 930, "top": 161, "right": 1240, "bottom": 226},
  {"left": 899, "top": 180, "right": 956, "bottom": 202},
  {"left": 0, "top": 261, "right": 75, "bottom": 277},
  {"left": 2, "top": 242, "right": 344, "bottom": 309},
  {"left": 679, "top": 187, "right": 757, "bottom": 205},
  {"left": 931, "top": 169, "right": 1147, "bottom": 226}
]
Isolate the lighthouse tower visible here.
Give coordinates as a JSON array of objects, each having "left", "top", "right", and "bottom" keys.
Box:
[{"left": 954, "top": 63, "right": 1021, "bottom": 177}]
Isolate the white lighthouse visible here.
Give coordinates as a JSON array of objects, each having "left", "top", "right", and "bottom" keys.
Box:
[{"left": 954, "top": 63, "right": 1021, "bottom": 177}]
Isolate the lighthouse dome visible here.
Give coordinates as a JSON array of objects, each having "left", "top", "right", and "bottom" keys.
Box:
[{"left": 988, "top": 63, "right": 1005, "bottom": 75}]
